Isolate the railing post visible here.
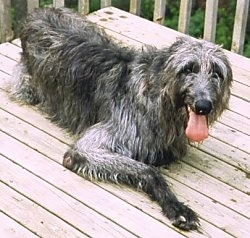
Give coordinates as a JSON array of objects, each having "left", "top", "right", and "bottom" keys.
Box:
[
  {"left": 27, "top": 0, "right": 39, "bottom": 13},
  {"left": 78, "top": 0, "right": 89, "bottom": 15},
  {"left": 153, "top": 0, "right": 166, "bottom": 24},
  {"left": 178, "top": 0, "right": 192, "bottom": 34},
  {"left": 231, "top": 0, "right": 249, "bottom": 54},
  {"left": 0, "top": 0, "right": 13, "bottom": 43},
  {"left": 203, "top": 0, "right": 218, "bottom": 43},
  {"left": 100, "top": 0, "right": 111, "bottom": 8},
  {"left": 53, "top": 0, "right": 65, "bottom": 8},
  {"left": 130, "top": 0, "right": 141, "bottom": 15}
]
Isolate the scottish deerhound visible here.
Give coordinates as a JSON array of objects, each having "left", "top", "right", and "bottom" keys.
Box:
[{"left": 12, "top": 8, "right": 232, "bottom": 230}]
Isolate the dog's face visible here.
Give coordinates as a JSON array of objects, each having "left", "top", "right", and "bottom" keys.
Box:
[{"left": 164, "top": 37, "right": 233, "bottom": 141}]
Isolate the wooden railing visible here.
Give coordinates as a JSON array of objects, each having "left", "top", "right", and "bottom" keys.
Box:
[{"left": 0, "top": 0, "right": 249, "bottom": 55}]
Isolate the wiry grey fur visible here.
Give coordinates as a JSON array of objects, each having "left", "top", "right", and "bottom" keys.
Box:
[{"left": 12, "top": 7, "right": 232, "bottom": 230}]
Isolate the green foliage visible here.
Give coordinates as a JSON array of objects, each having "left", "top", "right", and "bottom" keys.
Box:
[
  {"left": 161, "top": 0, "right": 249, "bottom": 57},
  {"left": 23, "top": 0, "right": 250, "bottom": 57},
  {"left": 215, "top": 2, "right": 236, "bottom": 50},
  {"left": 39, "top": 0, "right": 52, "bottom": 7},
  {"left": 140, "top": 0, "right": 154, "bottom": 21},
  {"left": 189, "top": 8, "right": 205, "bottom": 39}
]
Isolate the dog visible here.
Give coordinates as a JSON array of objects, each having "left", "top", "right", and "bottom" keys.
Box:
[{"left": 12, "top": 7, "right": 232, "bottom": 230}]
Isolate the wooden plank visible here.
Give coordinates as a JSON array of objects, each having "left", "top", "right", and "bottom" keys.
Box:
[
  {"left": 166, "top": 162, "right": 250, "bottom": 220},
  {"left": 1, "top": 101, "right": 249, "bottom": 237},
  {"left": 100, "top": 174, "right": 248, "bottom": 238},
  {"left": 165, "top": 176, "right": 250, "bottom": 238},
  {"left": 0, "top": 211, "right": 38, "bottom": 238},
  {"left": 0, "top": 54, "right": 17, "bottom": 75},
  {"left": 210, "top": 121, "right": 250, "bottom": 154},
  {"left": 0, "top": 131, "right": 184, "bottom": 237},
  {"left": 232, "top": 64, "right": 250, "bottom": 87},
  {"left": 98, "top": 184, "right": 235, "bottom": 238},
  {"left": 0, "top": 71, "right": 11, "bottom": 89},
  {"left": 0, "top": 180, "right": 86, "bottom": 238},
  {"left": 231, "top": 0, "right": 249, "bottom": 54},
  {"left": 226, "top": 50, "right": 250, "bottom": 74},
  {"left": 129, "top": 0, "right": 141, "bottom": 15},
  {"left": 153, "top": 0, "right": 166, "bottom": 24},
  {"left": 0, "top": 143, "right": 139, "bottom": 238},
  {"left": 0, "top": 108, "right": 70, "bottom": 158},
  {"left": 0, "top": 42, "right": 22, "bottom": 61},
  {"left": 12, "top": 38, "right": 22, "bottom": 47},
  {"left": 200, "top": 136, "right": 250, "bottom": 173},
  {"left": 0, "top": 112, "right": 240, "bottom": 238},
  {"left": 229, "top": 94, "right": 250, "bottom": 117},
  {"left": 232, "top": 80, "right": 250, "bottom": 102},
  {"left": 178, "top": 0, "right": 192, "bottom": 34},
  {"left": 0, "top": 91, "right": 73, "bottom": 143},
  {"left": 203, "top": 0, "right": 218, "bottom": 42},
  {"left": 183, "top": 147, "right": 250, "bottom": 194},
  {"left": 219, "top": 109, "right": 250, "bottom": 135}
]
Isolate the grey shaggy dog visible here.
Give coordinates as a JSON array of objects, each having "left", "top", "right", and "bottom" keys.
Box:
[{"left": 12, "top": 8, "right": 232, "bottom": 230}]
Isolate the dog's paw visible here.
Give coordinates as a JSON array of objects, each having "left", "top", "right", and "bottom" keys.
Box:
[
  {"left": 165, "top": 202, "right": 200, "bottom": 231},
  {"left": 63, "top": 150, "right": 81, "bottom": 170},
  {"left": 63, "top": 149, "right": 88, "bottom": 173},
  {"left": 63, "top": 152, "right": 75, "bottom": 170}
]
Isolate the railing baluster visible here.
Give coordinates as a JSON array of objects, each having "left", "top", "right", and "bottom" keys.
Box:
[
  {"left": 78, "top": 0, "right": 89, "bottom": 15},
  {"left": 231, "top": 0, "right": 249, "bottom": 54},
  {"left": 53, "top": 0, "right": 65, "bottom": 8},
  {"left": 130, "top": 0, "right": 141, "bottom": 15},
  {"left": 178, "top": 0, "right": 192, "bottom": 34},
  {"left": 100, "top": 0, "right": 111, "bottom": 8},
  {"left": 203, "top": 0, "right": 218, "bottom": 42},
  {"left": 0, "top": 0, "right": 13, "bottom": 42},
  {"left": 27, "top": 0, "right": 39, "bottom": 13},
  {"left": 153, "top": 0, "right": 166, "bottom": 24}
]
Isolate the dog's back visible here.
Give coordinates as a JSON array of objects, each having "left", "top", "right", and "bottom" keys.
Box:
[{"left": 16, "top": 8, "right": 134, "bottom": 134}]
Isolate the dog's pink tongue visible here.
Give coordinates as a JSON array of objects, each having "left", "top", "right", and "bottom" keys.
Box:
[{"left": 185, "top": 111, "right": 208, "bottom": 142}]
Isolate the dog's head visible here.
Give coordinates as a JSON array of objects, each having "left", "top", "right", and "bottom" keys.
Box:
[{"left": 163, "top": 37, "right": 233, "bottom": 142}]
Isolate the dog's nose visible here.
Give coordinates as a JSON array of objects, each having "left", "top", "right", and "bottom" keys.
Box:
[{"left": 195, "top": 100, "right": 212, "bottom": 115}]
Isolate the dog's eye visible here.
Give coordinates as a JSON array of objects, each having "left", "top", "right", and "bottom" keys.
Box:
[
  {"left": 184, "top": 68, "right": 192, "bottom": 74},
  {"left": 212, "top": 63, "right": 224, "bottom": 80},
  {"left": 212, "top": 72, "right": 219, "bottom": 79},
  {"left": 182, "top": 62, "right": 199, "bottom": 75},
  {"left": 212, "top": 71, "right": 223, "bottom": 81}
]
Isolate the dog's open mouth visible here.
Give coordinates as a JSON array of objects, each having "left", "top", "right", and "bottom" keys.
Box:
[{"left": 185, "top": 106, "right": 209, "bottom": 142}]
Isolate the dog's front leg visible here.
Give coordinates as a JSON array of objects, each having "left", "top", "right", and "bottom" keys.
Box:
[{"left": 62, "top": 125, "right": 200, "bottom": 230}]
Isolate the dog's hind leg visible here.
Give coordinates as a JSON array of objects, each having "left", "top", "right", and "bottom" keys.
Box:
[
  {"left": 11, "top": 62, "right": 41, "bottom": 105},
  {"left": 63, "top": 125, "right": 200, "bottom": 231}
]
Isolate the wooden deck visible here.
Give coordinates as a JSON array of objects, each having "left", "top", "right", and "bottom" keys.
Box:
[{"left": 0, "top": 7, "right": 249, "bottom": 238}]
